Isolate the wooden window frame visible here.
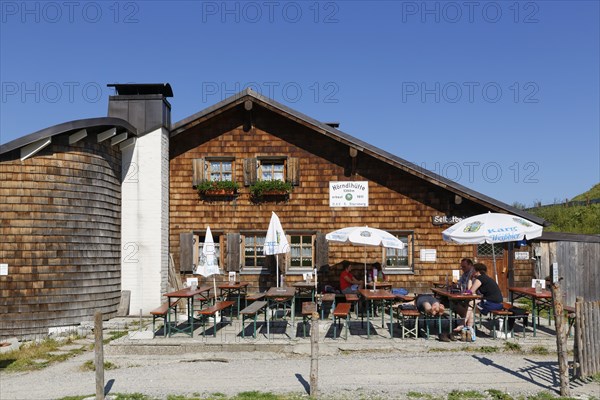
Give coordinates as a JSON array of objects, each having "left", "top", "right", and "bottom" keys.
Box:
[
  {"left": 288, "top": 233, "right": 315, "bottom": 273},
  {"left": 206, "top": 157, "right": 234, "bottom": 182},
  {"left": 241, "top": 233, "right": 267, "bottom": 273},
  {"left": 383, "top": 231, "right": 414, "bottom": 274},
  {"left": 257, "top": 157, "right": 286, "bottom": 182}
]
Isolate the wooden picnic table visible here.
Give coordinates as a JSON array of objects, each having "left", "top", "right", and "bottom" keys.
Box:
[
  {"left": 218, "top": 281, "right": 249, "bottom": 317},
  {"left": 358, "top": 289, "right": 396, "bottom": 339},
  {"left": 365, "top": 282, "right": 393, "bottom": 291},
  {"left": 163, "top": 285, "right": 212, "bottom": 337},
  {"left": 509, "top": 286, "right": 553, "bottom": 337},
  {"left": 431, "top": 287, "right": 481, "bottom": 333},
  {"left": 264, "top": 286, "right": 296, "bottom": 337},
  {"left": 292, "top": 281, "right": 317, "bottom": 302}
]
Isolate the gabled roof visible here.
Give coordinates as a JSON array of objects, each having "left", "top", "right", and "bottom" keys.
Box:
[
  {"left": 172, "top": 88, "right": 547, "bottom": 226},
  {"left": 0, "top": 117, "right": 137, "bottom": 156},
  {"left": 534, "top": 232, "right": 600, "bottom": 243}
]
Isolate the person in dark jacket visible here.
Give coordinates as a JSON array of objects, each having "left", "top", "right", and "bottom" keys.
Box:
[
  {"left": 471, "top": 263, "right": 503, "bottom": 314},
  {"left": 455, "top": 263, "right": 503, "bottom": 339}
]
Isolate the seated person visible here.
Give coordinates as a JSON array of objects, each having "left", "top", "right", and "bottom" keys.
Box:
[
  {"left": 415, "top": 294, "right": 453, "bottom": 342},
  {"left": 471, "top": 263, "right": 503, "bottom": 315},
  {"left": 458, "top": 263, "right": 503, "bottom": 337},
  {"left": 340, "top": 263, "right": 363, "bottom": 294},
  {"left": 416, "top": 294, "right": 446, "bottom": 316},
  {"left": 370, "top": 262, "right": 389, "bottom": 283},
  {"left": 450, "top": 258, "right": 474, "bottom": 319}
]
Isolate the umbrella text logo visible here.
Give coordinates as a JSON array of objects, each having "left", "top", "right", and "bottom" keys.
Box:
[
  {"left": 513, "top": 217, "right": 532, "bottom": 227},
  {"left": 463, "top": 221, "right": 482, "bottom": 233}
]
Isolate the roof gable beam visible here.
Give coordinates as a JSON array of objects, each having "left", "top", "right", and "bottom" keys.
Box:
[
  {"left": 68, "top": 129, "right": 88, "bottom": 144},
  {"left": 97, "top": 128, "right": 117, "bottom": 143},
  {"left": 20, "top": 137, "right": 51, "bottom": 161}
]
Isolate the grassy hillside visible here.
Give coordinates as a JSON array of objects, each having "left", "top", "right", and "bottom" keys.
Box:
[
  {"left": 571, "top": 183, "right": 600, "bottom": 202},
  {"left": 526, "top": 183, "right": 600, "bottom": 234}
]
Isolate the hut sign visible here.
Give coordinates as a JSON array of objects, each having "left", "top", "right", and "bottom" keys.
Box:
[{"left": 329, "top": 181, "right": 368, "bottom": 207}]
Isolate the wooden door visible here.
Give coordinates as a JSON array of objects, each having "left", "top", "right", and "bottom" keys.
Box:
[{"left": 475, "top": 243, "right": 508, "bottom": 297}]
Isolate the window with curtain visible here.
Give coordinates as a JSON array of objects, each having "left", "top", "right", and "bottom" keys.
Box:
[
  {"left": 384, "top": 232, "right": 414, "bottom": 272},
  {"left": 209, "top": 160, "right": 233, "bottom": 181},
  {"left": 243, "top": 234, "right": 266, "bottom": 270},
  {"left": 259, "top": 160, "right": 285, "bottom": 181},
  {"left": 289, "top": 234, "right": 314, "bottom": 270}
]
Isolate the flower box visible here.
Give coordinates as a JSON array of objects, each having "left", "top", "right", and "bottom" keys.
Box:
[
  {"left": 195, "top": 180, "right": 239, "bottom": 198},
  {"left": 249, "top": 180, "right": 293, "bottom": 199}
]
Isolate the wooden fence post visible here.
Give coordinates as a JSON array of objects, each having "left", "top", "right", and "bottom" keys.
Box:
[
  {"left": 550, "top": 281, "right": 570, "bottom": 397},
  {"left": 310, "top": 311, "right": 319, "bottom": 398},
  {"left": 94, "top": 311, "right": 105, "bottom": 400}
]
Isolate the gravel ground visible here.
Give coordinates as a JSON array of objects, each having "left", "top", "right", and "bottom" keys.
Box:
[
  {"left": 2, "top": 317, "right": 599, "bottom": 400},
  {"left": 2, "top": 346, "right": 599, "bottom": 400}
]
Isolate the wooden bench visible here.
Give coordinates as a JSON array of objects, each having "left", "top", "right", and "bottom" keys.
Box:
[
  {"left": 487, "top": 302, "right": 530, "bottom": 339},
  {"left": 195, "top": 291, "right": 217, "bottom": 310},
  {"left": 301, "top": 302, "right": 318, "bottom": 338},
  {"left": 244, "top": 292, "right": 266, "bottom": 308},
  {"left": 240, "top": 301, "right": 267, "bottom": 338},
  {"left": 399, "top": 309, "right": 420, "bottom": 339},
  {"left": 320, "top": 293, "right": 336, "bottom": 319},
  {"left": 150, "top": 301, "right": 178, "bottom": 337},
  {"left": 197, "top": 301, "right": 235, "bottom": 337},
  {"left": 345, "top": 293, "right": 360, "bottom": 318},
  {"left": 332, "top": 303, "right": 352, "bottom": 340}
]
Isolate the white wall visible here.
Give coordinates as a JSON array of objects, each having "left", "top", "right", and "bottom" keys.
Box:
[{"left": 121, "top": 127, "right": 169, "bottom": 314}]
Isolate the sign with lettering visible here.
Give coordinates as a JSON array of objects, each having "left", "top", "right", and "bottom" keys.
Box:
[
  {"left": 514, "top": 251, "right": 530, "bottom": 260},
  {"left": 431, "top": 215, "right": 466, "bottom": 226},
  {"left": 329, "top": 181, "right": 368, "bottom": 207}
]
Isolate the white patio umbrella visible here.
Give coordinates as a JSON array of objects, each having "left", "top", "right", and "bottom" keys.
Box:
[
  {"left": 264, "top": 212, "right": 290, "bottom": 288},
  {"left": 442, "top": 212, "right": 543, "bottom": 282},
  {"left": 196, "top": 226, "right": 221, "bottom": 296},
  {"left": 325, "top": 226, "right": 405, "bottom": 287}
]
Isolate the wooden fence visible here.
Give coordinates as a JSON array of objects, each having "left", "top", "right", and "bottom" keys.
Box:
[
  {"left": 538, "top": 241, "right": 600, "bottom": 306},
  {"left": 573, "top": 298, "right": 600, "bottom": 379}
]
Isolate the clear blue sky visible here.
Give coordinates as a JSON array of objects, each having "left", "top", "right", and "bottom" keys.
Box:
[{"left": 1, "top": 1, "right": 598, "bottom": 207}]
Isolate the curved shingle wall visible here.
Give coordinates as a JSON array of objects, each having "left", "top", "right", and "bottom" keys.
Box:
[{"left": 0, "top": 136, "right": 122, "bottom": 339}]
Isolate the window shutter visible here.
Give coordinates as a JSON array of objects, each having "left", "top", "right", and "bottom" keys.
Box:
[
  {"left": 315, "top": 232, "right": 329, "bottom": 269},
  {"left": 192, "top": 158, "right": 207, "bottom": 187},
  {"left": 283, "top": 234, "right": 291, "bottom": 273},
  {"left": 192, "top": 234, "right": 199, "bottom": 272},
  {"left": 180, "top": 232, "right": 194, "bottom": 272},
  {"left": 287, "top": 157, "right": 300, "bottom": 186},
  {"left": 226, "top": 233, "right": 241, "bottom": 271},
  {"left": 243, "top": 157, "right": 258, "bottom": 186},
  {"left": 264, "top": 254, "right": 275, "bottom": 272}
]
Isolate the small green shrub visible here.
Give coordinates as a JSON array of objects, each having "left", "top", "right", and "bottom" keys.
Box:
[
  {"left": 530, "top": 345, "right": 549, "bottom": 355},
  {"left": 486, "top": 389, "right": 514, "bottom": 400},
  {"left": 80, "top": 360, "right": 118, "bottom": 371},
  {"left": 504, "top": 341, "right": 522, "bottom": 352},
  {"left": 447, "top": 390, "right": 485, "bottom": 400}
]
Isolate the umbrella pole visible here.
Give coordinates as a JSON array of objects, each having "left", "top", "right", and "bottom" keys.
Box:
[
  {"left": 276, "top": 256, "right": 279, "bottom": 288},
  {"left": 363, "top": 246, "right": 367, "bottom": 288},
  {"left": 492, "top": 244, "right": 498, "bottom": 283}
]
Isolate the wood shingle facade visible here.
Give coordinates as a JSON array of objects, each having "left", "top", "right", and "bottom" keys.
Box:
[
  {"left": 0, "top": 119, "right": 136, "bottom": 339},
  {"left": 169, "top": 90, "right": 547, "bottom": 295}
]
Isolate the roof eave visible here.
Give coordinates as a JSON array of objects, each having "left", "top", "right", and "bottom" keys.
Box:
[{"left": 1, "top": 117, "right": 138, "bottom": 155}]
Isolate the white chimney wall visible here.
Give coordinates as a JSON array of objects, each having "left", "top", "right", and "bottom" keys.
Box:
[{"left": 121, "top": 126, "right": 170, "bottom": 314}]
